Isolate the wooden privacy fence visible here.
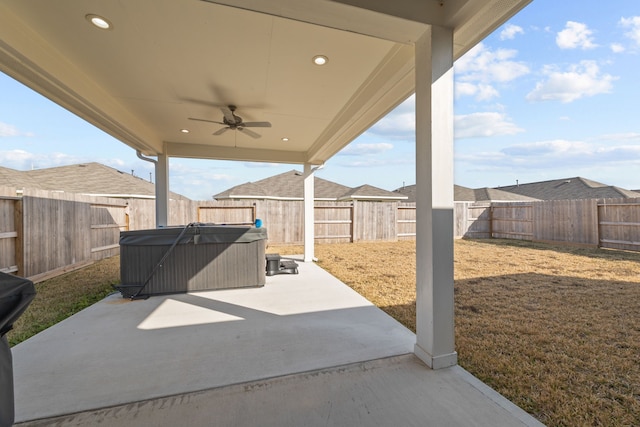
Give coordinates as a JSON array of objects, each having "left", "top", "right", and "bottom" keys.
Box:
[
  {"left": 2, "top": 183, "right": 640, "bottom": 281},
  {"left": 1, "top": 188, "right": 129, "bottom": 282},
  {"left": 462, "top": 198, "right": 640, "bottom": 251}
]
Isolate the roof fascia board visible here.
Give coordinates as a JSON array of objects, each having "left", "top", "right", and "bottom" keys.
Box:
[
  {"left": 201, "top": 0, "right": 428, "bottom": 44},
  {"left": 0, "top": 5, "right": 161, "bottom": 155},
  {"left": 331, "top": 0, "right": 445, "bottom": 26},
  {"left": 165, "top": 142, "right": 308, "bottom": 164}
]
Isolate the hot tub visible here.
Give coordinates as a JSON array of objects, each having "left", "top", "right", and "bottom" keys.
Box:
[{"left": 119, "top": 224, "right": 267, "bottom": 297}]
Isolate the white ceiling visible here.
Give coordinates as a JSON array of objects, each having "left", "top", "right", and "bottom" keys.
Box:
[{"left": 0, "top": 0, "right": 531, "bottom": 166}]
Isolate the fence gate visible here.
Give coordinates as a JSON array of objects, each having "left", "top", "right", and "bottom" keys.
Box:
[
  {"left": 491, "top": 203, "right": 533, "bottom": 240},
  {"left": 90, "top": 202, "right": 129, "bottom": 261},
  {"left": 598, "top": 201, "right": 640, "bottom": 251},
  {"left": 197, "top": 205, "right": 256, "bottom": 225}
]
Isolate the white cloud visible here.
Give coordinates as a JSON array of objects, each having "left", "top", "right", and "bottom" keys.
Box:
[
  {"left": 339, "top": 143, "right": 393, "bottom": 156},
  {"left": 556, "top": 21, "right": 597, "bottom": 50},
  {"left": 454, "top": 43, "right": 529, "bottom": 101},
  {"left": 455, "top": 82, "right": 477, "bottom": 98},
  {"left": 0, "top": 149, "right": 36, "bottom": 165},
  {"left": 620, "top": 16, "right": 640, "bottom": 46},
  {"left": 337, "top": 158, "right": 413, "bottom": 168},
  {"left": 366, "top": 95, "right": 415, "bottom": 139},
  {"left": 526, "top": 60, "right": 616, "bottom": 103},
  {"left": 0, "top": 122, "right": 34, "bottom": 137},
  {"left": 456, "top": 43, "right": 529, "bottom": 83},
  {"left": 458, "top": 137, "right": 640, "bottom": 175},
  {"left": 501, "top": 139, "right": 591, "bottom": 156},
  {"left": 0, "top": 149, "right": 87, "bottom": 170},
  {"left": 610, "top": 43, "right": 625, "bottom": 53},
  {"left": 454, "top": 112, "right": 524, "bottom": 139},
  {"left": 598, "top": 132, "right": 640, "bottom": 142},
  {"left": 242, "top": 162, "right": 282, "bottom": 169},
  {"left": 500, "top": 24, "right": 524, "bottom": 40},
  {"left": 455, "top": 83, "right": 500, "bottom": 101},
  {"left": 0, "top": 122, "right": 19, "bottom": 137},
  {"left": 372, "top": 112, "right": 415, "bottom": 134}
]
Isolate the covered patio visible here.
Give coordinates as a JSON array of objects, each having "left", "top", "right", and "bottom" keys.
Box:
[
  {"left": 13, "top": 259, "right": 542, "bottom": 426},
  {"left": 1, "top": 0, "right": 540, "bottom": 424}
]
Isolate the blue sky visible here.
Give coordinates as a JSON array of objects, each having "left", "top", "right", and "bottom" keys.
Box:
[{"left": 2, "top": 0, "right": 640, "bottom": 200}]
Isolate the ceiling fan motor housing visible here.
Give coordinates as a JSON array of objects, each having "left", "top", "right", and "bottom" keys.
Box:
[
  {"left": 223, "top": 114, "right": 243, "bottom": 127},
  {"left": 223, "top": 105, "right": 243, "bottom": 127}
]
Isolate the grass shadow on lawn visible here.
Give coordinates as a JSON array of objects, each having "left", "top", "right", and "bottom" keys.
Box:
[{"left": 379, "top": 272, "right": 640, "bottom": 426}]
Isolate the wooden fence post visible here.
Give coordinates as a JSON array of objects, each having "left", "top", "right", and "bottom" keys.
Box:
[
  {"left": 350, "top": 201, "right": 356, "bottom": 243},
  {"left": 489, "top": 205, "right": 494, "bottom": 239},
  {"left": 14, "top": 198, "right": 25, "bottom": 277},
  {"left": 596, "top": 199, "right": 602, "bottom": 248}
]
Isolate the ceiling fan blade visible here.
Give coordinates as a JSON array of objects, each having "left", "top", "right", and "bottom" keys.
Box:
[
  {"left": 238, "top": 127, "right": 261, "bottom": 139},
  {"left": 189, "top": 117, "right": 225, "bottom": 125},
  {"left": 220, "top": 106, "right": 235, "bottom": 123},
  {"left": 242, "top": 121, "right": 271, "bottom": 128},
  {"left": 213, "top": 127, "right": 230, "bottom": 136}
]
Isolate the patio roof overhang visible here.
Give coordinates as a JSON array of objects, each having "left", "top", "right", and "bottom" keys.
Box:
[
  {"left": 1, "top": 0, "right": 532, "bottom": 372},
  {"left": 0, "top": 0, "right": 530, "bottom": 166}
]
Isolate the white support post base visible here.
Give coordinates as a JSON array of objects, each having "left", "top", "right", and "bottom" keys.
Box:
[{"left": 415, "top": 344, "right": 458, "bottom": 370}]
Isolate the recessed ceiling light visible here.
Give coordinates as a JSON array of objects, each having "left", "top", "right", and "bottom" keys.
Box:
[
  {"left": 312, "top": 55, "right": 328, "bottom": 66},
  {"left": 281, "top": 137, "right": 289, "bottom": 142},
  {"left": 86, "top": 14, "right": 112, "bottom": 30},
  {"left": 180, "top": 129, "right": 190, "bottom": 134}
]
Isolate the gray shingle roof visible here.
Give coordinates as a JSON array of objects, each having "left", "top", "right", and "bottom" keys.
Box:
[
  {"left": 339, "top": 184, "right": 408, "bottom": 201},
  {"left": 1, "top": 163, "right": 190, "bottom": 200},
  {"left": 213, "top": 170, "right": 406, "bottom": 201},
  {"left": 393, "top": 184, "right": 536, "bottom": 202},
  {"left": 470, "top": 187, "right": 539, "bottom": 202},
  {"left": 496, "top": 177, "right": 640, "bottom": 200},
  {"left": 0, "top": 166, "right": 43, "bottom": 190}
]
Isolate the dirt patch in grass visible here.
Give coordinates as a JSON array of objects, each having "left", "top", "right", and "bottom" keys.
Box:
[{"left": 269, "top": 240, "right": 640, "bottom": 426}]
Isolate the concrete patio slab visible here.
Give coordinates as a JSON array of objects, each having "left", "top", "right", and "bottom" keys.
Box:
[{"left": 11, "top": 259, "right": 543, "bottom": 426}]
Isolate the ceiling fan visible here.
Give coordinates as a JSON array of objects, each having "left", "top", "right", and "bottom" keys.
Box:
[{"left": 188, "top": 105, "right": 271, "bottom": 139}]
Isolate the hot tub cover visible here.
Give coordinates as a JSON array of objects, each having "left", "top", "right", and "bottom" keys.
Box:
[{"left": 120, "top": 225, "right": 267, "bottom": 246}]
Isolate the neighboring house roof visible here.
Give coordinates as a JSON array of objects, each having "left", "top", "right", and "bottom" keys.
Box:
[
  {"left": 0, "top": 163, "right": 190, "bottom": 200},
  {"left": 454, "top": 185, "right": 538, "bottom": 202},
  {"left": 0, "top": 166, "right": 43, "bottom": 190},
  {"left": 339, "top": 184, "right": 408, "bottom": 201},
  {"left": 213, "top": 170, "right": 406, "bottom": 201},
  {"left": 392, "top": 184, "right": 537, "bottom": 203},
  {"left": 496, "top": 177, "right": 640, "bottom": 200}
]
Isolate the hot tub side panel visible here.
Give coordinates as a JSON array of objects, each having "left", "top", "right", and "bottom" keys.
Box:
[{"left": 120, "top": 230, "right": 266, "bottom": 295}]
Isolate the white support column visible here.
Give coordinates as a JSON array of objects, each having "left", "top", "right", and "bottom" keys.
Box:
[
  {"left": 155, "top": 153, "right": 169, "bottom": 228},
  {"left": 303, "top": 163, "right": 315, "bottom": 262},
  {"left": 413, "top": 25, "right": 457, "bottom": 369}
]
